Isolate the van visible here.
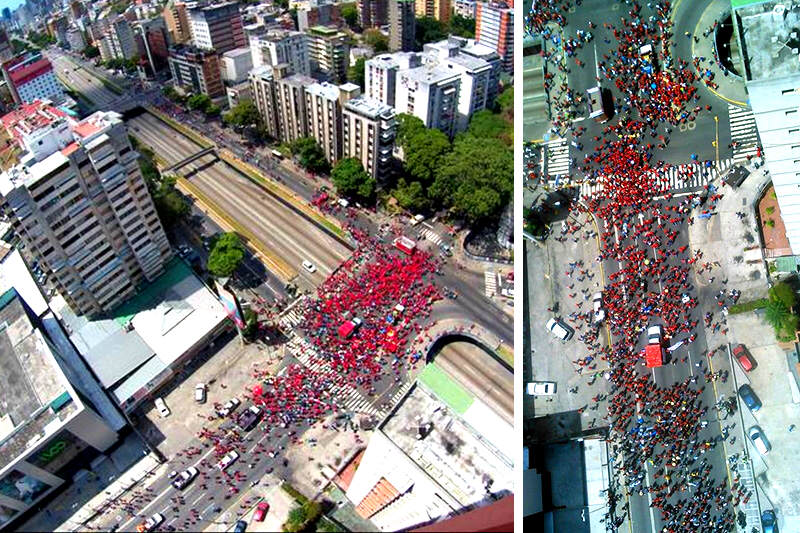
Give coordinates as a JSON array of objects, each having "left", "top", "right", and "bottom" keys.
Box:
[{"left": 586, "top": 86, "right": 612, "bottom": 123}]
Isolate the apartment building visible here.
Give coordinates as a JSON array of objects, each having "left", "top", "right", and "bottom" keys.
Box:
[
  {"left": 342, "top": 96, "right": 396, "bottom": 181},
  {"left": 65, "top": 26, "right": 86, "bottom": 52},
  {"left": 389, "top": 0, "right": 415, "bottom": 53},
  {"left": 2, "top": 53, "right": 65, "bottom": 106},
  {"left": 98, "top": 16, "right": 138, "bottom": 61},
  {"left": 163, "top": 0, "right": 192, "bottom": 44},
  {"left": 358, "top": 0, "right": 388, "bottom": 28},
  {"left": 395, "top": 63, "right": 460, "bottom": 138},
  {"left": 297, "top": 2, "right": 342, "bottom": 32},
  {"left": 307, "top": 25, "right": 349, "bottom": 84},
  {"left": 0, "top": 106, "right": 172, "bottom": 318},
  {"left": 249, "top": 64, "right": 315, "bottom": 143},
  {"left": 168, "top": 45, "right": 225, "bottom": 98},
  {"left": 475, "top": 1, "right": 513, "bottom": 72},
  {"left": 415, "top": 0, "right": 450, "bottom": 22},
  {"left": 305, "top": 82, "right": 360, "bottom": 164},
  {"left": 188, "top": 1, "right": 246, "bottom": 55},
  {"left": 365, "top": 52, "right": 421, "bottom": 107},
  {"left": 135, "top": 17, "right": 171, "bottom": 76},
  {"left": 221, "top": 47, "right": 253, "bottom": 84},
  {"left": 249, "top": 29, "right": 310, "bottom": 76},
  {"left": 454, "top": 0, "right": 477, "bottom": 18}
]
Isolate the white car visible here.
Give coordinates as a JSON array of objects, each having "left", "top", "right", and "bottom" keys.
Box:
[
  {"left": 748, "top": 426, "right": 771, "bottom": 455},
  {"left": 593, "top": 292, "right": 605, "bottom": 323},
  {"left": 526, "top": 382, "right": 556, "bottom": 395},
  {"left": 195, "top": 383, "right": 207, "bottom": 403},
  {"left": 171, "top": 467, "right": 199, "bottom": 490},
  {"left": 301, "top": 260, "right": 316, "bottom": 273},
  {"left": 546, "top": 318, "right": 574, "bottom": 341},
  {"left": 154, "top": 397, "right": 170, "bottom": 418},
  {"left": 217, "top": 397, "right": 241, "bottom": 418},
  {"left": 218, "top": 450, "right": 240, "bottom": 470},
  {"left": 138, "top": 512, "right": 164, "bottom": 532},
  {"left": 647, "top": 324, "right": 662, "bottom": 344}
]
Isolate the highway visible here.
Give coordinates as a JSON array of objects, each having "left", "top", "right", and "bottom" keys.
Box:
[
  {"left": 127, "top": 111, "right": 351, "bottom": 283},
  {"left": 435, "top": 341, "right": 513, "bottom": 425}
]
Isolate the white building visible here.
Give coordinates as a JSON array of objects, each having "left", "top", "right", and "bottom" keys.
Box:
[
  {"left": 364, "top": 52, "right": 420, "bottom": 107},
  {"left": 343, "top": 96, "right": 396, "bottom": 181},
  {"left": 305, "top": 81, "right": 348, "bottom": 164},
  {"left": 454, "top": 0, "right": 477, "bottom": 18},
  {"left": 3, "top": 54, "right": 66, "bottom": 106},
  {"left": 249, "top": 28, "right": 310, "bottom": 76},
  {"left": 395, "top": 63, "right": 460, "bottom": 138},
  {"left": 221, "top": 47, "right": 253, "bottom": 84}
]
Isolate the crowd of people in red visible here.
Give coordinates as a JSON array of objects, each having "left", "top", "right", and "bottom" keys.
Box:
[{"left": 529, "top": 1, "right": 747, "bottom": 531}]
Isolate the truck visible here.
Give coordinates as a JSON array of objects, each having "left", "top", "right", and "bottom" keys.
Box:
[
  {"left": 644, "top": 324, "right": 665, "bottom": 368},
  {"left": 393, "top": 236, "right": 416, "bottom": 255},
  {"left": 338, "top": 317, "right": 363, "bottom": 339},
  {"left": 639, "top": 44, "right": 657, "bottom": 74},
  {"left": 586, "top": 86, "right": 611, "bottom": 123}
]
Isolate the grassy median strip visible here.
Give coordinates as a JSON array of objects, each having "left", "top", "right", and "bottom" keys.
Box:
[
  {"left": 495, "top": 344, "right": 514, "bottom": 366},
  {"left": 99, "top": 76, "right": 124, "bottom": 95},
  {"left": 144, "top": 106, "right": 214, "bottom": 149},
  {"left": 57, "top": 76, "right": 96, "bottom": 108},
  {"left": 174, "top": 175, "right": 296, "bottom": 281},
  {"left": 728, "top": 298, "right": 769, "bottom": 315},
  {"left": 219, "top": 149, "right": 346, "bottom": 240}
]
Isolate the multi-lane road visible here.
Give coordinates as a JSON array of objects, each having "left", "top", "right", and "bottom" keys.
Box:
[{"left": 128, "top": 111, "right": 352, "bottom": 284}]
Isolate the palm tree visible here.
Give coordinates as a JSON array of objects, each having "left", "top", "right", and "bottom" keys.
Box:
[{"left": 765, "top": 300, "right": 790, "bottom": 331}]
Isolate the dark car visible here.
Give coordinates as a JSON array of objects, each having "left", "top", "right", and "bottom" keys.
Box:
[
  {"left": 723, "top": 165, "right": 751, "bottom": 188},
  {"left": 733, "top": 344, "right": 756, "bottom": 372},
  {"left": 236, "top": 405, "right": 262, "bottom": 431},
  {"left": 738, "top": 384, "right": 762, "bottom": 412},
  {"left": 761, "top": 509, "right": 776, "bottom": 533},
  {"left": 233, "top": 520, "right": 248, "bottom": 533}
]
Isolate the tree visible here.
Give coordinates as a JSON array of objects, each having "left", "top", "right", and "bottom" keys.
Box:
[
  {"left": 242, "top": 308, "right": 258, "bottom": 340},
  {"left": 223, "top": 99, "right": 259, "bottom": 127},
  {"left": 204, "top": 103, "right": 221, "bottom": 117},
  {"left": 463, "top": 110, "right": 512, "bottom": 146},
  {"left": 348, "top": 57, "right": 366, "bottom": 90},
  {"left": 364, "top": 29, "right": 389, "bottom": 53},
  {"left": 414, "top": 17, "right": 447, "bottom": 50},
  {"left": 450, "top": 14, "right": 476, "bottom": 38},
  {"left": 331, "top": 158, "right": 375, "bottom": 201},
  {"left": 769, "top": 281, "right": 797, "bottom": 310},
  {"left": 341, "top": 3, "right": 359, "bottom": 29},
  {"left": 395, "top": 113, "right": 426, "bottom": 148},
  {"left": 153, "top": 177, "right": 190, "bottom": 226},
  {"left": 187, "top": 93, "right": 212, "bottom": 111},
  {"left": 83, "top": 45, "right": 100, "bottom": 59},
  {"left": 393, "top": 178, "right": 429, "bottom": 212},
  {"left": 431, "top": 136, "right": 513, "bottom": 224},
  {"left": 207, "top": 233, "right": 246, "bottom": 278},
  {"left": 404, "top": 128, "right": 451, "bottom": 186},
  {"left": 290, "top": 137, "right": 329, "bottom": 174}
]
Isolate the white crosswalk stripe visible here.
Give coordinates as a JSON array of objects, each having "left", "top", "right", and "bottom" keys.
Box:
[
  {"left": 285, "top": 334, "right": 383, "bottom": 416},
  {"left": 485, "top": 270, "right": 498, "bottom": 298},
  {"left": 732, "top": 454, "right": 761, "bottom": 530},
  {"left": 728, "top": 104, "right": 760, "bottom": 165},
  {"left": 279, "top": 308, "right": 304, "bottom": 330},
  {"left": 580, "top": 159, "right": 734, "bottom": 198},
  {"left": 543, "top": 138, "right": 570, "bottom": 182},
  {"left": 419, "top": 228, "right": 443, "bottom": 246}
]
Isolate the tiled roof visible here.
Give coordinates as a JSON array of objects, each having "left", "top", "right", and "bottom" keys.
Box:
[{"left": 355, "top": 477, "right": 401, "bottom": 519}]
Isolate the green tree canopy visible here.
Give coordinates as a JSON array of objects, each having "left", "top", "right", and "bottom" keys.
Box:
[
  {"left": 341, "top": 3, "right": 358, "bottom": 29},
  {"left": 769, "top": 281, "right": 797, "bottom": 310},
  {"left": 364, "top": 29, "right": 389, "bottom": 52},
  {"left": 403, "top": 128, "right": 451, "bottom": 186},
  {"left": 207, "top": 233, "right": 246, "bottom": 278},
  {"left": 395, "top": 113, "right": 426, "bottom": 148},
  {"left": 331, "top": 158, "right": 375, "bottom": 201},
  {"left": 414, "top": 17, "right": 447, "bottom": 50},
  {"left": 187, "top": 93, "right": 212, "bottom": 111},
  {"left": 204, "top": 103, "right": 221, "bottom": 117},
  {"left": 450, "top": 14, "right": 476, "bottom": 38},
  {"left": 392, "top": 178, "right": 429, "bottom": 213},
  {"left": 83, "top": 45, "right": 100, "bottom": 59},
  {"left": 431, "top": 136, "right": 512, "bottom": 224},
  {"left": 153, "top": 176, "right": 190, "bottom": 226},
  {"left": 462, "top": 109, "right": 512, "bottom": 146},
  {"left": 223, "top": 99, "right": 259, "bottom": 127},
  {"left": 348, "top": 57, "right": 366, "bottom": 90},
  {"left": 290, "top": 137, "right": 330, "bottom": 174}
]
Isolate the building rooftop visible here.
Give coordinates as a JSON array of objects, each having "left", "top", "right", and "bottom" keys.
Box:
[
  {"left": 7, "top": 56, "right": 52, "bottom": 86},
  {"left": 50, "top": 258, "right": 227, "bottom": 407},
  {"left": 344, "top": 96, "right": 394, "bottom": 119},
  {"left": 1, "top": 100, "right": 69, "bottom": 141},
  {"left": 306, "top": 81, "right": 340, "bottom": 100},
  {"left": 223, "top": 47, "right": 252, "bottom": 59},
  {"left": 309, "top": 25, "right": 342, "bottom": 37},
  {"left": 737, "top": 1, "right": 800, "bottom": 81},
  {"left": 402, "top": 64, "right": 461, "bottom": 85}
]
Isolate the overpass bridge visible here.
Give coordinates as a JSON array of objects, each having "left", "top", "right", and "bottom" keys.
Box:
[{"left": 162, "top": 146, "right": 218, "bottom": 173}]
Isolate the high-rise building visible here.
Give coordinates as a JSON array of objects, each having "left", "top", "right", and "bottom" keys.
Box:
[
  {"left": 2, "top": 8, "right": 10, "bottom": 22},
  {"left": 47, "top": 14, "right": 70, "bottom": 46},
  {"left": 249, "top": 64, "right": 315, "bottom": 142},
  {"left": 2, "top": 53, "right": 65, "bottom": 105},
  {"left": 249, "top": 29, "right": 310, "bottom": 76},
  {"left": 307, "top": 25, "right": 349, "bottom": 83},
  {"left": 389, "top": 0, "right": 415, "bottom": 53},
  {"left": 0, "top": 105, "right": 173, "bottom": 317},
  {"left": 0, "top": 28, "right": 13, "bottom": 63},
  {"left": 454, "top": 0, "right": 477, "bottom": 18},
  {"left": 65, "top": 26, "right": 86, "bottom": 52},
  {"left": 297, "top": 2, "right": 342, "bottom": 32},
  {"left": 357, "top": 0, "right": 388, "bottom": 28},
  {"left": 99, "top": 16, "right": 138, "bottom": 61},
  {"left": 395, "top": 63, "right": 460, "bottom": 138},
  {"left": 69, "top": 1, "right": 87, "bottom": 21},
  {"left": 365, "top": 52, "right": 420, "bottom": 107},
  {"left": 475, "top": 1, "right": 512, "bottom": 72},
  {"left": 415, "top": 0, "right": 450, "bottom": 22},
  {"left": 136, "top": 17, "right": 171, "bottom": 77},
  {"left": 163, "top": 1, "right": 192, "bottom": 44},
  {"left": 168, "top": 45, "right": 225, "bottom": 98},
  {"left": 342, "top": 96, "right": 396, "bottom": 181},
  {"left": 305, "top": 82, "right": 359, "bottom": 164},
  {"left": 188, "top": 1, "right": 246, "bottom": 55},
  {"left": 221, "top": 47, "right": 253, "bottom": 84}
]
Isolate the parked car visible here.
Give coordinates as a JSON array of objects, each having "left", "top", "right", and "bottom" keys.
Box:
[
  {"left": 761, "top": 509, "right": 777, "bottom": 533},
  {"left": 218, "top": 450, "right": 240, "bottom": 470},
  {"left": 195, "top": 383, "right": 207, "bottom": 403},
  {"left": 154, "top": 397, "right": 170, "bottom": 418},
  {"left": 253, "top": 501, "right": 270, "bottom": 522},
  {"left": 545, "top": 318, "right": 574, "bottom": 341},
  {"left": 525, "top": 382, "right": 556, "bottom": 395},
  {"left": 738, "top": 384, "right": 762, "bottom": 412},
  {"left": 748, "top": 425, "right": 771, "bottom": 455},
  {"left": 733, "top": 344, "right": 756, "bottom": 372},
  {"left": 171, "top": 467, "right": 199, "bottom": 490},
  {"left": 217, "top": 397, "right": 241, "bottom": 418}
]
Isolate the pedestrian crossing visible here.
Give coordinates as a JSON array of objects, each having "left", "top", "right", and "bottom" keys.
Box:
[
  {"left": 732, "top": 454, "right": 761, "bottom": 530},
  {"left": 418, "top": 228, "right": 444, "bottom": 246},
  {"left": 543, "top": 137, "right": 570, "bottom": 181},
  {"left": 278, "top": 296, "right": 306, "bottom": 331},
  {"left": 485, "top": 270, "right": 498, "bottom": 298},
  {"left": 728, "top": 104, "right": 760, "bottom": 165},
  {"left": 286, "top": 334, "right": 384, "bottom": 417},
  {"left": 580, "top": 158, "right": 734, "bottom": 197}
]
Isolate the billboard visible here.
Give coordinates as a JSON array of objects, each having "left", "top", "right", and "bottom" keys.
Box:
[{"left": 214, "top": 279, "right": 245, "bottom": 330}]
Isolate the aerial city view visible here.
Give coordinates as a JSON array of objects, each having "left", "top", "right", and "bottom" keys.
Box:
[
  {"left": 525, "top": 0, "right": 800, "bottom": 532},
  {"left": 0, "top": 0, "right": 514, "bottom": 532}
]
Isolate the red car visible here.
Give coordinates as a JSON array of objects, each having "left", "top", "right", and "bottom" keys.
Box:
[
  {"left": 253, "top": 501, "right": 270, "bottom": 522},
  {"left": 733, "top": 344, "right": 756, "bottom": 372}
]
